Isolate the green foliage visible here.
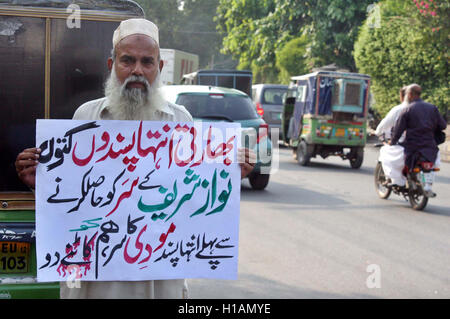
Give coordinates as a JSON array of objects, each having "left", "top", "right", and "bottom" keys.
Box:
[
  {"left": 275, "top": 35, "right": 310, "bottom": 84},
  {"left": 216, "top": 0, "right": 378, "bottom": 83},
  {"left": 135, "top": 0, "right": 237, "bottom": 69},
  {"left": 301, "top": 0, "right": 379, "bottom": 71},
  {"left": 354, "top": 0, "right": 449, "bottom": 117},
  {"left": 134, "top": 0, "right": 182, "bottom": 49}
]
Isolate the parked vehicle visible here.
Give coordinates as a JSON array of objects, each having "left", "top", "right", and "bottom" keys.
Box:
[
  {"left": 160, "top": 85, "right": 272, "bottom": 190},
  {"left": 0, "top": 0, "right": 144, "bottom": 298},
  {"left": 374, "top": 142, "right": 439, "bottom": 211},
  {"left": 181, "top": 69, "right": 253, "bottom": 97},
  {"left": 252, "top": 84, "right": 288, "bottom": 138},
  {"left": 282, "top": 71, "right": 371, "bottom": 169},
  {"left": 160, "top": 49, "right": 199, "bottom": 85}
]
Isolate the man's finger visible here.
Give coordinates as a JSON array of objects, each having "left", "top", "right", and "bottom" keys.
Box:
[
  {"left": 16, "top": 159, "right": 39, "bottom": 168},
  {"left": 16, "top": 150, "right": 40, "bottom": 161},
  {"left": 17, "top": 166, "right": 36, "bottom": 177}
]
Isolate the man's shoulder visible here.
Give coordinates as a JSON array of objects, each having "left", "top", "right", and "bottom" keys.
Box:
[
  {"left": 73, "top": 97, "right": 107, "bottom": 120},
  {"left": 411, "top": 99, "right": 436, "bottom": 109},
  {"left": 165, "top": 101, "right": 193, "bottom": 121},
  {"left": 390, "top": 102, "right": 408, "bottom": 114}
]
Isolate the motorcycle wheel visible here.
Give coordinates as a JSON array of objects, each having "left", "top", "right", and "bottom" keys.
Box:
[
  {"left": 408, "top": 187, "right": 428, "bottom": 211},
  {"left": 374, "top": 162, "right": 391, "bottom": 199}
]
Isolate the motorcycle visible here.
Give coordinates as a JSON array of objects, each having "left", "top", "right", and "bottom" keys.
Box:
[{"left": 374, "top": 141, "right": 440, "bottom": 210}]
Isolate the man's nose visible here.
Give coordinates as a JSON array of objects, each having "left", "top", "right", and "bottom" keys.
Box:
[{"left": 132, "top": 62, "right": 144, "bottom": 76}]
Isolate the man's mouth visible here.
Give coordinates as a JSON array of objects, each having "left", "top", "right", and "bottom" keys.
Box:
[{"left": 126, "top": 81, "right": 147, "bottom": 90}]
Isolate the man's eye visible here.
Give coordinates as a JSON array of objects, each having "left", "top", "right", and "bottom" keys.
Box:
[
  {"left": 120, "top": 57, "right": 133, "bottom": 64},
  {"left": 142, "top": 58, "right": 154, "bottom": 65}
]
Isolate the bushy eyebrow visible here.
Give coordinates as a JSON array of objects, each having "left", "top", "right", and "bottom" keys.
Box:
[{"left": 119, "top": 54, "right": 155, "bottom": 63}]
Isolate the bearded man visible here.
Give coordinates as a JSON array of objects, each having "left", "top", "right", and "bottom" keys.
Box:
[
  {"left": 15, "top": 18, "right": 255, "bottom": 299},
  {"left": 391, "top": 84, "right": 446, "bottom": 172}
]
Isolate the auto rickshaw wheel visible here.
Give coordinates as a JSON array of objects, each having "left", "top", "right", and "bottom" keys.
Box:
[
  {"left": 296, "top": 140, "right": 312, "bottom": 166},
  {"left": 349, "top": 147, "right": 364, "bottom": 169}
]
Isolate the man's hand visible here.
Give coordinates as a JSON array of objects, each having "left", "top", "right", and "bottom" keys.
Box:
[
  {"left": 15, "top": 147, "right": 41, "bottom": 189},
  {"left": 238, "top": 148, "right": 256, "bottom": 179}
]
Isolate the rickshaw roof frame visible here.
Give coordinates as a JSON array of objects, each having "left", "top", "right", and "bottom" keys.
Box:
[
  {"left": 290, "top": 71, "right": 370, "bottom": 82},
  {"left": 288, "top": 71, "right": 370, "bottom": 118},
  {"left": 0, "top": 1, "right": 144, "bottom": 21}
]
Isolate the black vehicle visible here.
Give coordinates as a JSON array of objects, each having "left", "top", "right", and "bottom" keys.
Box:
[{"left": 0, "top": 0, "right": 143, "bottom": 298}]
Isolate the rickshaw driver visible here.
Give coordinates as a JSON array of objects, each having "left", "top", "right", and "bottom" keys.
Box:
[{"left": 14, "top": 18, "right": 256, "bottom": 299}]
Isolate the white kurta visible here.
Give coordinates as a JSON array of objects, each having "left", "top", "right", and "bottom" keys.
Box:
[
  {"left": 379, "top": 145, "right": 406, "bottom": 186},
  {"left": 59, "top": 97, "right": 192, "bottom": 299},
  {"left": 375, "top": 102, "right": 408, "bottom": 141},
  {"left": 375, "top": 102, "right": 408, "bottom": 185}
]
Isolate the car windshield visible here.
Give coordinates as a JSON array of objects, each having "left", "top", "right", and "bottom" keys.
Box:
[
  {"left": 262, "top": 88, "right": 288, "bottom": 105},
  {"left": 176, "top": 94, "right": 259, "bottom": 121}
]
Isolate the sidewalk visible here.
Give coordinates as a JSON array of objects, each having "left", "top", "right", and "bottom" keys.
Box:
[{"left": 439, "top": 126, "right": 450, "bottom": 163}]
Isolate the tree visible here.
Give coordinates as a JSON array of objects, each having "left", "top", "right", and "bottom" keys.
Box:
[
  {"left": 215, "top": 0, "right": 278, "bottom": 79},
  {"left": 276, "top": 35, "right": 310, "bottom": 83},
  {"left": 135, "top": 0, "right": 235, "bottom": 69},
  {"left": 134, "top": 0, "right": 183, "bottom": 49},
  {"left": 298, "top": 0, "right": 380, "bottom": 71},
  {"left": 354, "top": 0, "right": 449, "bottom": 116},
  {"left": 216, "top": 0, "right": 378, "bottom": 82}
]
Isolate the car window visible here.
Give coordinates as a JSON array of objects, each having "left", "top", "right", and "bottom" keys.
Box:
[
  {"left": 176, "top": 94, "right": 259, "bottom": 120},
  {"left": 262, "top": 88, "right": 288, "bottom": 105}
]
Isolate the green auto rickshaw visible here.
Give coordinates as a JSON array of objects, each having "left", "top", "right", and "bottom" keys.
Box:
[{"left": 282, "top": 71, "right": 371, "bottom": 169}]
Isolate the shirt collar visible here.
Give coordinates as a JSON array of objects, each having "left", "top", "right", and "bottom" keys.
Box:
[
  {"left": 157, "top": 100, "right": 174, "bottom": 116},
  {"left": 99, "top": 97, "right": 175, "bottom": 118},
  {"left": 99, "top": 98, "right": 112, "bottom": 119}
]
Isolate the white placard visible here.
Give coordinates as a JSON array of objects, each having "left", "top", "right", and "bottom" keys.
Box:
[{"left": 35, "top": 120, "right": 241, "bottom": 282}]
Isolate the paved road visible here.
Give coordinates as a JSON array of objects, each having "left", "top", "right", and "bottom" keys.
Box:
[{"left": 188, "top": 142, "right": 450, "bottom": 299}]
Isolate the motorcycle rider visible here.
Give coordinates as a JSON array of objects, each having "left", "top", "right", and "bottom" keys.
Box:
[
  {"left": 390, "top": 84, "right": 447, "bottom": 195},
  {"left": 375, "top": 86, "right": 409, "bottom": 187}
]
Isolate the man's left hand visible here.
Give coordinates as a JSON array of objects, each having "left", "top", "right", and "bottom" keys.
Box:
[{"left": 238, "top": 148, "right": 256, "bottom": 179}]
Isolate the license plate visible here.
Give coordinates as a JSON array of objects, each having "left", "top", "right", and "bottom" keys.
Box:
[
  {"left": 335, "top": 128, "right": 346, "bottom": 137},
  {"left": 272, "top": 112, "right": 282, "bottom": 120},
  {"left": 422, "top": 172, "right": 434, "bottom": 184},
  {"left": 0, "top": 242, "right": 30, "bottom": 274}
]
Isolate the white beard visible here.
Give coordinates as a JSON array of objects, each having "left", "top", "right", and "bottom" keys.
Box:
[
  {"left": 403, "top": 95, "right": 410, "bottom": 104},
  {"left": 104, "top": 67, "right": 165, "bottom": 121}
]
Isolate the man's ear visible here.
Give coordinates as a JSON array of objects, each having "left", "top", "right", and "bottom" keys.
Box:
[
  {"left": 107, "top": 57, "right": 113, "bottom": 72},
  {"left": 159, "top": 59, "right": 164, "bottom": 73}
]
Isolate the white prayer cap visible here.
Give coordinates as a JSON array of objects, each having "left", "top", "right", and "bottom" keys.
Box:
[{"left": 112, "top": 18, "right": 159, "bottom": 48}]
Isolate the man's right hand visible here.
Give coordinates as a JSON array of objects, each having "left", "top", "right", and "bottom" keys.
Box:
[{"left": 15, "top": 147, "right": 41, "bottom": 190}]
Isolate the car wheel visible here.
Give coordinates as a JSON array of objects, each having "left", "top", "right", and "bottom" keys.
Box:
[{"left": 248, "top": 172, "right": 270, "bottom": 190}]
